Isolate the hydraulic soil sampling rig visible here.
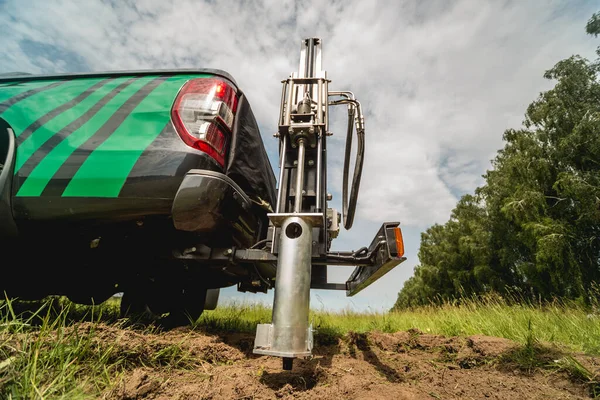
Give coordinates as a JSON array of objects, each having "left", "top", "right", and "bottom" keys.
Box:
[
  {"left": 0, "top": 38, "right": 405, "bottom": 370},
  {"left": 251, "top": 38, "right": 406, "bottom": 369}
]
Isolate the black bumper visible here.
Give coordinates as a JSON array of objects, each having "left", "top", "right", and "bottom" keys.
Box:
[{"left": 172, "top": 169, "right": 265, "bottom": 246}]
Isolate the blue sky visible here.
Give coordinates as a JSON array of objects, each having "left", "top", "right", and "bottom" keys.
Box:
[{"left": 1, "top": 0, "right": 598, "bottom": 312}]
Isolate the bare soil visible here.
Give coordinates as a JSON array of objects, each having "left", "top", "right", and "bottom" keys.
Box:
[{"left": 85, "top": 324, "right": 599, "bottom": 400}]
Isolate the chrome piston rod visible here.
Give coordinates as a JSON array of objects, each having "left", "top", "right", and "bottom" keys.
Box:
[{"left": 294, "top": 139, "right": 305, "bottom": 212}]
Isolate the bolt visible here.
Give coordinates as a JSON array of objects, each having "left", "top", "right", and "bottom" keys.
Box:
[
  {"left": 326, "top": 131, "right": 333, "bottom": 136},
  {"left": 308, "top": 160, "right": 314, "bottom": 166},
  {"left": 273, "top": 132, "right": 280, "bottom": 137},
  {"left": 293, "top": 160, "right": 298, "bottom": 166},
  {"left": 288, "top": 127, "right": 295, "bottom": 134},
  {"left": 309, "top": 126, "right": 315, "bottom": 134},
  {"left": 327, "top": 193, "right": 333, "bottom": 201},
  {"left": 302, "top": 190, "right": 306, "bottom": 195},
  {"left": 224, "top": 248, "right": 233, "bottom": 256},
  {"left": 136, "top": 220, "right": 143, "bottom": 227}
]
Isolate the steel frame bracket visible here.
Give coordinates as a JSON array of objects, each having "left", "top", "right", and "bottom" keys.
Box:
[
  {"left": 172, "top": 221, "right": 406, "bottom": 297},
  {"left": 345, "top": 222, "right": 406, "bottom": 296},
  {"left": 268, "top": 212, "right": 324, "bottom": 227}
]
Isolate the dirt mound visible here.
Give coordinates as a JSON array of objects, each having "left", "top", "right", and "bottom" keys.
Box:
[{"left": 90, "top": 324, "right": 597, "bottom": 399}]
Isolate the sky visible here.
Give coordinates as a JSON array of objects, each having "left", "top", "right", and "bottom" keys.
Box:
[{"left": 1, "top": 0, "right": 599, "bottom": 312}]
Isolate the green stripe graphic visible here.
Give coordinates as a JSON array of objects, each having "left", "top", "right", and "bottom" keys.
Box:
[
  {"left": 16, "top": 77, "right": 155, "bottom": 197},
  {"left": 14, "top": 78, "right": 119, "bottom": 172},
  {"left": 0, "top": 81, "right": 54, "bottom": 104},
  {"left": 1, "top": 79, "right": 102, "bottom": 135},
  {"left": 63, "top": 75, "right": 205, "bottom": 197}
]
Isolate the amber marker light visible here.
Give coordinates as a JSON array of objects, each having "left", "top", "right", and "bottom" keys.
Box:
[{"left": 394, "top": 227, "right": 405, "bottom": 257}]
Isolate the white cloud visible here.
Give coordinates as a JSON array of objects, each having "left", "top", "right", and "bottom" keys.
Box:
[{"left": 1, "top": 0, "right": 598, "bottom": 310}]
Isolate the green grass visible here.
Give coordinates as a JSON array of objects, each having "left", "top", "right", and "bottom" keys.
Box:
[
  {"left": 0, "top": 294, "right": 599, "bottom": 398},
  {"left": 0, "top": 298, "right": 120, "bottom": 399},
  {"left": 0, "top": 296, "right": 192, "bottom": 399},
  {"left": 200, "top": 296, "right": 600, "bottom": 355}
]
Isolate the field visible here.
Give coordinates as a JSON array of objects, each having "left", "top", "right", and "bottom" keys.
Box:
[{"left": 0, "top": 296, "right": 599, "bottom": 399}]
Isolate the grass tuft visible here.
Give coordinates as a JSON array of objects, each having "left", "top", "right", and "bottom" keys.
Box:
[{"left": 0, "top": 297, "right": 121, "bottom": 399}]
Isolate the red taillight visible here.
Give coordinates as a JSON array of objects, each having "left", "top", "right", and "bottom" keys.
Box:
[{"left": 171, "top": 78, "right": 238, "bottom": 167}]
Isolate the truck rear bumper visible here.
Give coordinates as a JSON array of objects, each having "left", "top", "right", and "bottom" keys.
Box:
[{"left": 172, "top": 169, "right": 263, "bottom": 246}]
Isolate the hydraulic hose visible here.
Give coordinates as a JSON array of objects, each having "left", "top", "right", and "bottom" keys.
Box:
[{"left": 341, "top": 102, "right": 364, "bottom": 230}]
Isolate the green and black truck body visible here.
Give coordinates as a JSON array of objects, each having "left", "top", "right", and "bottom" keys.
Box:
[{"left": 0, "top": 69, "right": 277, "bottom": 323}]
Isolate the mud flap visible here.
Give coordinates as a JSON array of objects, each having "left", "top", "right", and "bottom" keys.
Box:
[{"left": 204, "top": 288, "right": 220, "bottom": 310}]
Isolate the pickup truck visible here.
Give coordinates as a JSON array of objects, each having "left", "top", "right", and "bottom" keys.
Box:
[{"left": 0, "top": 69, "right": 277, "bottom": 325}]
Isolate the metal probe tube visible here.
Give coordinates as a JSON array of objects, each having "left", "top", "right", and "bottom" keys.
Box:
[
  {"left": 270, "top": 216, "right": 313, "bottom": 357},
  {"left": 294, "top": 138, "right": 305, "bottom": 213}
]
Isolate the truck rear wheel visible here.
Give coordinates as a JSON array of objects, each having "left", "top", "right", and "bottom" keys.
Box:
[
  {"left": 119, "top": 290, "right": 150, "bottom": 318},
  {"left": 119, "top": 281, "right": 207, "bottom": 328},
  {"left": 159, "top": 286, "right": 207, "bottom": 328}
]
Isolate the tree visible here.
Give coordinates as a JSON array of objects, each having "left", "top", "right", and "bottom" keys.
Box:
[
  {"left": 394, "top": 194, "right": 501, "bottom": 308},
  {"left": 482, "top": 55, "right": 600, "bottom": 300},
  {"left": 587, "top": 12, "right": 600, "bottom": 38},
  {"left": 393, "top": 12, "right": 600, "bottom": 310}
]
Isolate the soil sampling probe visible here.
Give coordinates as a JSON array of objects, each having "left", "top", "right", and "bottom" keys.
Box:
[{"left": 252, "top": 38, "right": 406, "bottom": 370}]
